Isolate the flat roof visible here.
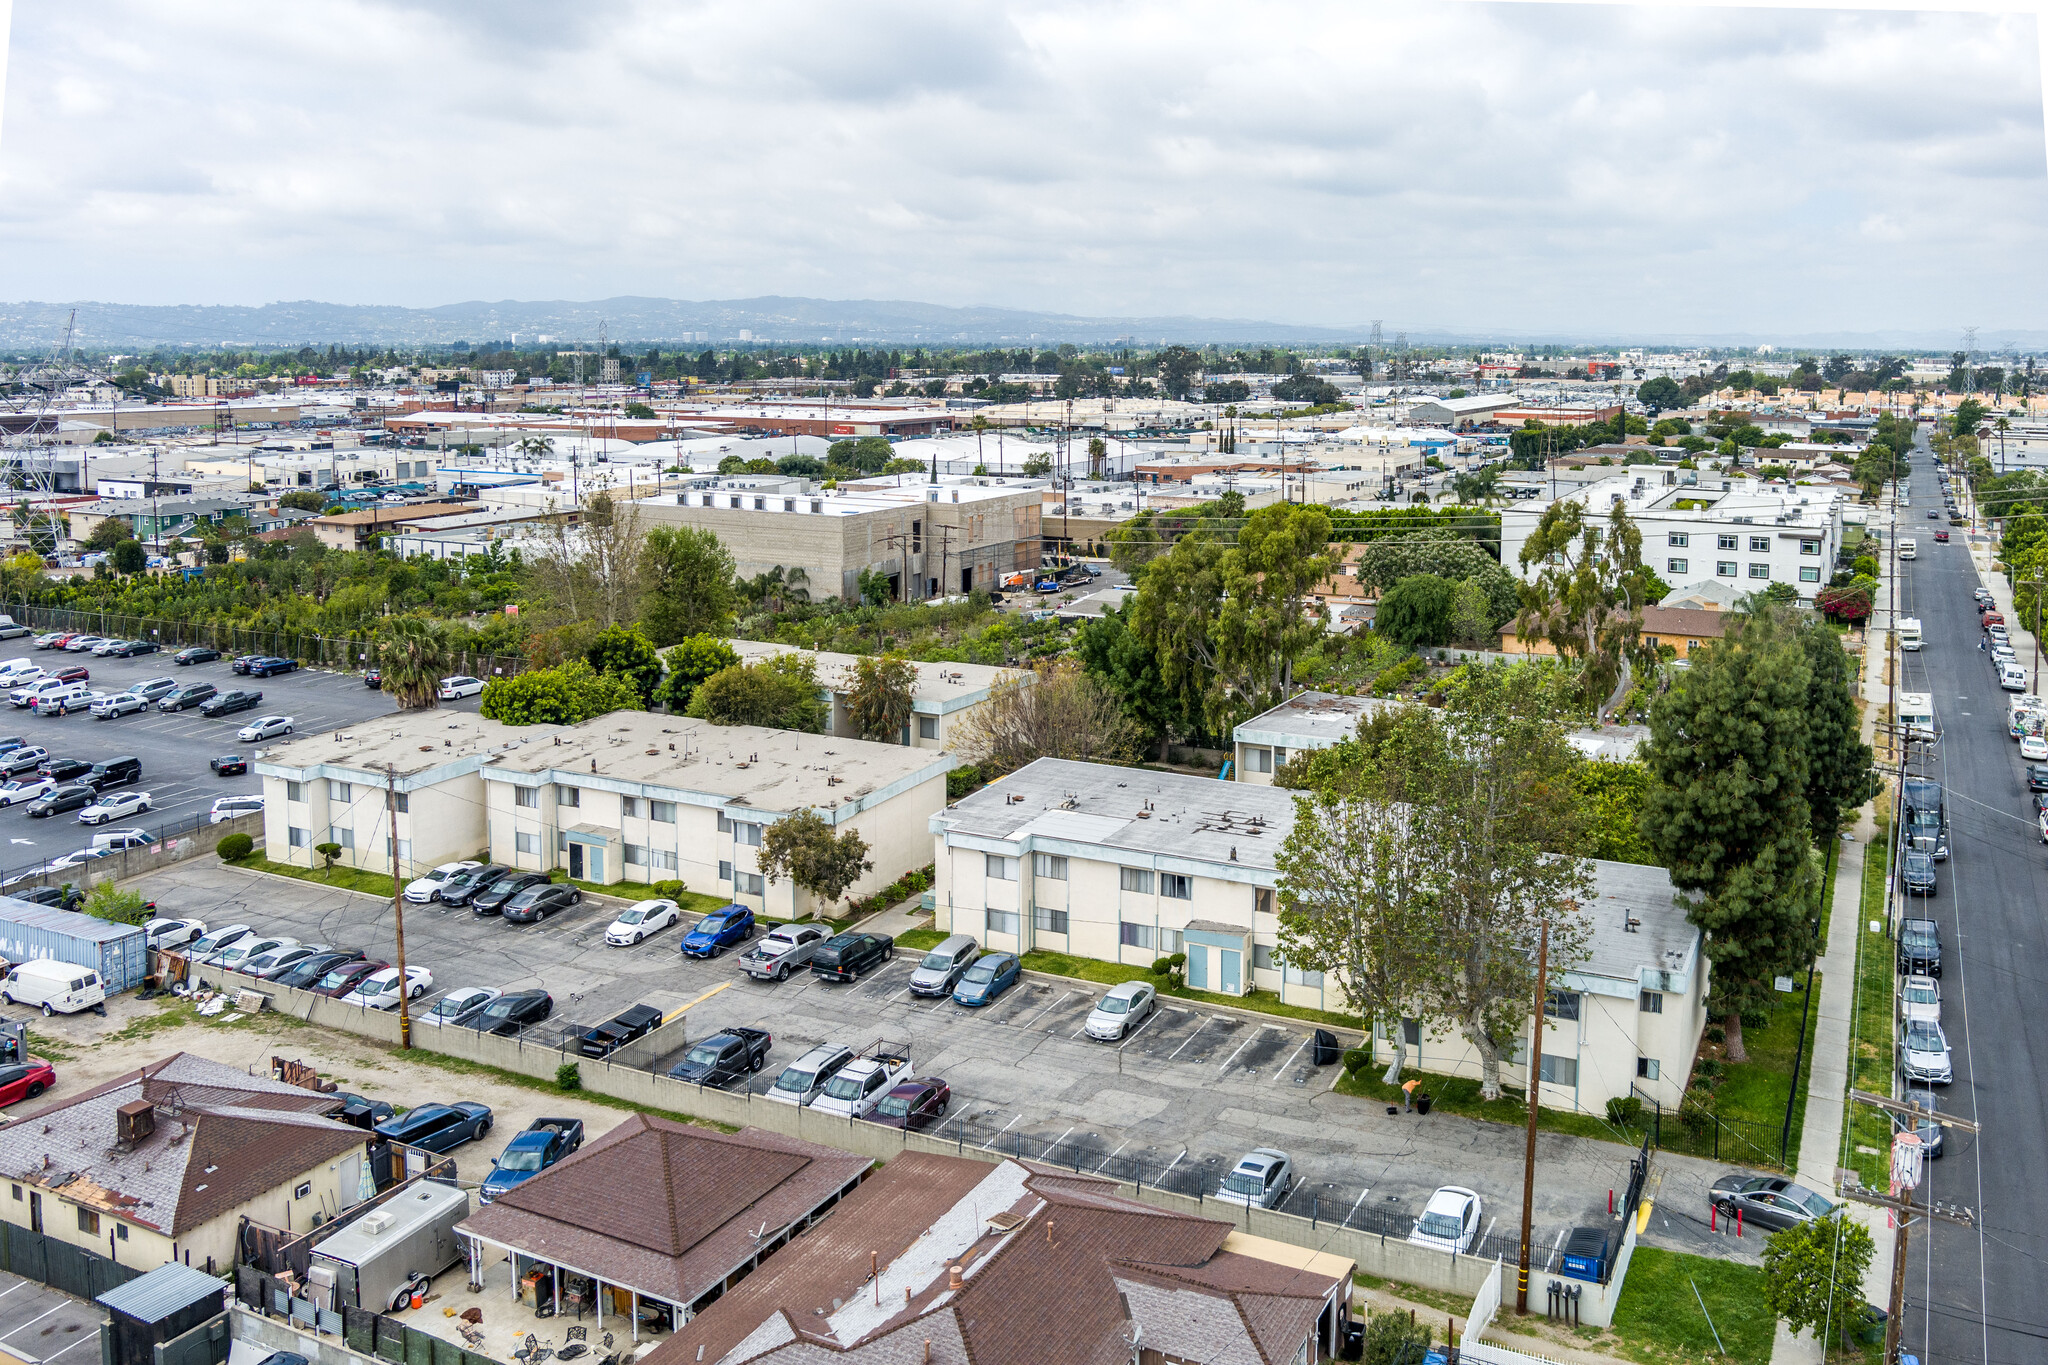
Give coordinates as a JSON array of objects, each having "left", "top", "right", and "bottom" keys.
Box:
[
  {"left": 1233, "top": 690, "right": 1399, "bottom": 747},
  {"left": 255, "top": 713, "right": 563, "bottom": 786},
  {"left": 480, "top": 711, "right": 954, "bottom": 819},
  {"left": 729, "top": 641, "right": 1021, "bottom": 713}
]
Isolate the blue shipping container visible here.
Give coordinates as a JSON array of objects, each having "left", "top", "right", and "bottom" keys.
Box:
[{"left": 0, "top": 897, "right": 149, "bottom": 991}]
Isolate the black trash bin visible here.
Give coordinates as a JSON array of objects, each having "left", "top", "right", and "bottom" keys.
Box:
[
  {"left": 1340, "top": 1320, "right": 1365, "bottom": 1361},
  {"left": 1312, "top": 1028, "right": 1341, "bottom": 1066},
  {"left": 1415, "top": 1094, "right": 1433, "bottom": 1115}
]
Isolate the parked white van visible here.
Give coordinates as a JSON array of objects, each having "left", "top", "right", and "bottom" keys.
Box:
[
  {"left": 2001, "top": 662, "right": 2028, "bottom": 692},
  {"left": 0, "top": 960, "right": 106, "bottom": 1016}
]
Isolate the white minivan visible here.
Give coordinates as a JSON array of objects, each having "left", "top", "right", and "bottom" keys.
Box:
[
  {"left": 2001, "top": 662, "right": 2028, "bottom": 692},
  {"left": 1, "top": 960, "right": 106, "bottom": 1016}
]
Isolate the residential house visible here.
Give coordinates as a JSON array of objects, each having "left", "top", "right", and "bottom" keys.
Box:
[{"left": 1501, "top": 604, "right": 1728, "bottom": 660}]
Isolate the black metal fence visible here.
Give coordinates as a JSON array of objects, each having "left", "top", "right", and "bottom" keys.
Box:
[
  {"left": 0, "top": 806, "right": 256, "bottom": 898},
  {"left": 10, "top": 605, "right": 527, "bottom": 684}
]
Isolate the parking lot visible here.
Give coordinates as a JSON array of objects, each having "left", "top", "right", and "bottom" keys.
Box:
[
  {"left": 0, "top": 639, "right": 473, "bottom": 881},
  {"left": 0, "top": 1267, "right": 108, "bottom": 1364},
  {"left": 130, "top": 855, "right": 1752, "bottom": 1267}
]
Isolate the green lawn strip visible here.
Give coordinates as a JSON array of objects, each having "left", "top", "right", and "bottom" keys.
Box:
[
  {"left": 1678, "top": 972, "right": 1823, "bottom": 1172},
  {"left": 1846, "top": 796, "right": 1897, "bottom": 1188},
  {"left": 228, "top": 854, "right": 397, "bottom": 898},
  {"left": 1334, "top": 1067, "right": 1638, "bottom": 1147},
  {"left": 895, "top": 928, "right": 948, "bottom": 952},
  {"left": 1016, "top": 949, "right": 1364, "bottom": 1031},
  {"left": 1610, "top": 1247, "right": 1777, "bottom": 1365}
]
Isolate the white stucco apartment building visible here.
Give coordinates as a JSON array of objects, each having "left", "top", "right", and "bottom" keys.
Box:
[{"left": 728, "top": 641, "right": 1023, "bottom": 753}]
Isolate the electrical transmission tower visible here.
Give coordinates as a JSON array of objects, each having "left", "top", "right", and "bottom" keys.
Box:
[
  {"left": 1963, "top": 326, "right": 1978, "bottom": 362},
  {"left": 2, "top": 309, "right": 104, "bottom": 495}
]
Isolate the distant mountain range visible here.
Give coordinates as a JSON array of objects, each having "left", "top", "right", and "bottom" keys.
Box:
[{"left": 0, "top": 296, "right": 2036, "bottom": 353}]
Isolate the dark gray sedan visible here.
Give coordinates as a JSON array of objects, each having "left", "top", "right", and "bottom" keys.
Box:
[{"left": 1708, "top": 1174, "right": 1835, "bottom": 1231}]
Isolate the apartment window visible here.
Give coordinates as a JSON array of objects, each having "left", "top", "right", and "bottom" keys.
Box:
[
  {"left": 987, "top": 907, "right": 1020, "bottom": 934},
  {"left": 718, "top": 860, "right": 733, "bottom": 880},
  {"left": 1749, "top": 536, "right": 1770, "bottom": 553},
  {"left": 1686, "top": 639, "right": 1699, "bottom": 650},
  {"left": 1544, "top": 989, "right": 1581, "bottom": 1021},
  {"left": 728, "top": 496, "right": 742, "bottom": 509},
  {"left": 329, "top": 827, "right": 354, "bottom": 850},
  {"left": 1799, "top": 539, "right": 1820, "bottom": 555},
  {"left": 387, "top": 837, "right": 411, "bottom": 862},
  {"left": 650, "top": 800, "right": 676, "bottom": 822},
  {"left": 1717, "top": 534, "right": 1738, "bottom": 550},
  {"left": 287, "top": 827, "right": 310, "bottom": 849},
  {"left": 1639, "top": 990, "right": 1664, "bottom": 1014},
  {"left": 717, "top": 813, "right": 730, "bottom": 833},
  {"left": 918, "top": 716, "right": 938, "bottom": 740},
  {"left": 912, "top": 519, "right": 922, "bottom": 551},
  {"left": 1666, "top": 558, "right": 1688, "bottom": 575},
  {"left": 650, "top": 849, "right": 678, "bottom": 871},
  {"left": 1283, "top": 964, "right": 1323, "bottom": 987},
  {"left": 733, "top": 822, "right": 762, "bottom": 846},
  {"left": 1716, "top": 561, "right": 1737, "bottom": 577},
  {"left": 623, "top": 843, "right": 647, "bottom": 867},
  {"left": 393, "top": 792, "right": 409, "bottom": 814},
  {"left": 753, "top": 497, "right": 765, "bottom": 511},
  {"left": 1033, "top": 853, "right": 1067, "bottom": 879},
  {"left": 1160, "top": 928, "right": 1182, "bottom": 954},
  {"left": 1401, "top": 1019, "right": 1421, "bottom": 1047},
  {"left": 1637, "top": 1057, "right": 1661, "bottom": 1080},
  {"left": 10, "top": 1185, "right": 19, "bottom": 1201},
  {"left": 783, "top": 499, "right": 795, "bottom": 512},
  {"left": 1120, "top": 868, "right": 1154, "bottom": 894},
  {"left": 1255, "top": 887, "right": 1275, "bottom": 916},
  {"left": 1666, "top": 532, "right": 1689, "bottom": 547},
  {"left": 1119, "top": 922, "right": 1156, "bottom": 950},
  {"left": 286, "top": 781, "right": 305, "bottom": 803},
  {"left": 1034, "top": 906, "right": 1069, "bottom": 934},
  {"left": 986, "top": 854, "right": 1017, "bottom": 881},
  {"left": 621, "top": 796, "right": 645, "bottom": 819},
  {"left": 1799, "top": 567, "right": 1821, "bottom": 583},
  {"left": 77, "top": 1208, "right": 99, "bottom": 1236},
  {"left": 557, "top": 831, "right": 570, "bottom": 853},
  {"left": 515, "top": 832, "right": 539, "bottom": 856},
  {"left": 1245, "top": 746, "right": 1272, "bottom": 774},
  {"left": 1162, "top": 873, "right": 1192, "bottom": 900},
  {"left": 1749, "top": 563, "right": 1771, "bottom": 579},
  {"left": 515, "top": 786, "right": 539, "bottom": 809},
  {"left": 555, "top": 784, "right": 580, "bottom": 808},
  {"left": 1539, "top": 1055, "right": 1578, "bottom": 1086},
  {"left": 1252, "top": 944, "right": 1274, "bottom": 971},
  {"left": 331, "top": 781, "right": 352, "bottom": 803},
  {"left": 735, "top": 872, "right": 765, "bottom": 895}
]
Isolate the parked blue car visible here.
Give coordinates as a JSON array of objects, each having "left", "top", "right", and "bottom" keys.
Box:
[
  {"left": 373, "top": 1101, "right": 493, "bottom": 1154},
  {"left": 953, "top": 951, "right": 1021, "bottom": 1006},
  {"left": 680, "top": 904, "right": 756, "bottom": 959}
]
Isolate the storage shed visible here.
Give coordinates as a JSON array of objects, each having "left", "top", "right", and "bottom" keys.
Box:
[
  {"left": 0, "top": 897, "right": 149, "bottom": 991},
  {"left": 98, "top": 1261, "right": 229, "bottom": 1365}
]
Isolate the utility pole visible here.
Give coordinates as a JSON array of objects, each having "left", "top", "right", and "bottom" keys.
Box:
[
  {"left": 1516, "top": 916, "right": 1550, "bottom": 1315},
  {"left": 1836, "top": 1091, "right": 1978, "bottom": 1364},
  {"left": 385, "top": 764, "right": 414, "bottom": 1050}
]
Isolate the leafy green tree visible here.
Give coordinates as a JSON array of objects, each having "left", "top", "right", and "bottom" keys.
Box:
[
  {"left": 825, "top": 437, "right": 894, "bottom": 474},
  {"left": 687, "top": 654, "right": 829, "bottom": 732},
  {"left": 717, "top": 454, "right": 746, "bottom": 475},
  {"left": 84, "top": 882, "right": 151, "bottom": 926},
  {"left": 1155, "top": 345, "right": 1201, "bottom": 400},
  {"left": 375, "top": 616, "right": 456, "bottom": 709},
  {"left": 1799, "top": 618, "right": 1874, "bottom": 840},
  {"left": 480, "top": 659, "right": 640, "bottom": 725},
  {"left": 585, "top": 625, "right": 662, "bottom": 706},
  {"left": 655, "top": 635, "right": 739, "bottom": 712},
  {"left": 1375, "top": 574, "right": 1458, "bottom": 648},
  {"left": 111, "top": 540, "right": 147, "bottom": 575},
  {"left": 1953, "top": 397, "right": 1986, "bottom": 435},
  {"left": 1075, "top": 600, "right": 1188, "bottom": 757},
  {"left": 758, "top": 809, "right": 873, "bottom": 913},
  {"left": 639, "top": 526, "right": 736, "bottom": 645},
  {"left": 1761, "top": 1213, "right": 1876, "bottom": 1352},
  {"left": 1642, "top": 609, "right": 1819, "bottom": 1059},
  {"left": 1636, "top": 376, "right": 1685, "bottom": 408},
  {"left": 1571, "top": 758, "right": 1655, "bottom": 864},
  {"left": 277, "top": 490, "right": 327, "bottom": 513},
  {"left": 623, "top": 402, "right": 656, "bottom": 420},
  {"left": 846, "top": 653, "right": 917, "bottom": 742},
  {"left": 777, "top": 454, "right": 826, "bottom": 479},
  {"left": 1359, "top": 1311, "right": 1432, "bottom": 1365},
  {"left": 1512, "top": 499, "right": 1654, "bottom": 714},
  {"left": 84, "top": 519, "right": 133, "bottom": 551},
  {"left": 1351, "top": 532, "right": 1519, "bottom": 624},
  {"left": 856, "top": 568, "right": 893, "bottom": 606}
]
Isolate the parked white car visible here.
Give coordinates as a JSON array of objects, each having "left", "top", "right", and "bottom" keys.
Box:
[
  {"left": 437, "top": 676, "right": 486, "bottom": 700},
  {"left": 1215, "top": 1148, "right": 1294, "bottom": 1209},
  {"left": 209, "top": 795, "right": 264, "bottom": 823},
  {"left": 1407, "top": 1186, "right": 1482, "bottom": 1254},
  {"left": 0, "top": 777, "right": 55, "bottom": 808},
  {"left": 78, "top": 790, "right": 150, "bottom": 825},
  {"left": 340, "top": 965, "right": 434, "bottom": 1009},
  {"left": 43, "top": 847, "right": 113, "bottom": 874},
  {"left": 403, "top": 860, "right": 482, "bottom": 904},
  {"left": 144, "top": 917, "right": 206, "bottom": 950},
  {"left": 420, "top": 986, "right": 500, "bottom": 1028},
  {"left": 236, "top": 715, "right": 295, "bottom": 742},
  {"left": 604, "top": 898, "right": 682, "bottom": 946},
  {"left": 2022, "top": 734, "right": 2048, "bottom": 762},
  {"left": 1899, "top": 974, "right": 1941, "bottom": 1026}
]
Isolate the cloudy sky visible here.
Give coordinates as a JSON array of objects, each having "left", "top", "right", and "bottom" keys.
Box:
[{"left": 0, "top": 0, "right": 2043, "bottom": 337}]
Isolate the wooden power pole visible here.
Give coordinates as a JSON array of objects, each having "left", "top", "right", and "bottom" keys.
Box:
[
  {"left": 385, "top": 764, "right": 414, "bottom": 1050},
  {"left": 1837, "top": 1090, "right": 1978, "bottom": 1363},
  {"left": 1517, "top": 917, "right": 1550, "bottom": 1314}
]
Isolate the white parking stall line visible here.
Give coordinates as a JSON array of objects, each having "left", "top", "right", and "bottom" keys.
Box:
[
  {"left": 1092, "top": 1139, "right": 1130, "bottom": 1173},
  {"left": 1157, "top": 1149, "right": 1188, "bottom": 1179},
  {"left": 1015, "top": 990, "right": 1074, "bottom": 1029},
  {"left": 47, "top": 1328, "right": 103, "bottom": 1359},
  {"left": 1038, "top": 1125, "right": 1074, "bottom": 1157},
  {"left": 3, "top": 1305, "right": 63, "bottom": 1339},
  {"left": 1164, "top": 1015, "right": 1213, "bottom": 1061},
  {"left": 979, "top": 1113, "right": 1022, "bottom": 1150},
  {"left": 1117, "top": 1005, "right": 1165, "bottom": 1050},
  {"left": 1214, "top": 1030, "right": 1258, "bottom": 1075},
  {"left": 1344, "top": 1186, "right": 1373, "bottom": 1224},
  {"left": 1269, "top": 1032, "right": 1312, "bottom": 1080},
  {"left": 0, "top": 1280, "right": 30, "bottom": 1300}
]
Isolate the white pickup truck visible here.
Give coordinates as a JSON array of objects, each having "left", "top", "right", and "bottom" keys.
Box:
[
  {"left": 738, "top": 922, "right": 833, "bottom": 982},
  {"left": 808, "top": 1040, "right": 913, "bottom": 1120}
]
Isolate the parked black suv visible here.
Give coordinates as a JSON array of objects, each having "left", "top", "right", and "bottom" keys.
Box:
[
  {"left": 87, "top": 756, "right": 141, "bottom": 790},
  {"left": 1898, "top": 918, "right": 1943, "bottom": 977},
  {"left": 811, "top": 931, "right": 895, "bottom": 983},
  {"left": 38, "top": 756, "right": 92, "bottom": 783},
  {"left": 159, "top": 683, "right": 217, "bottom": 712},
  {"left": 199, "top": 689, "right": 263, "bottom": 718}
]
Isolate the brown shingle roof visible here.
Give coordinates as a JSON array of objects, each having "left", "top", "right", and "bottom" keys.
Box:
[
  {"left": 1639, "top": 605, "right": 1728, "bottom": 638},
  {"left": 457, "top": 1117, "right": 867, "bottom": 1309}
]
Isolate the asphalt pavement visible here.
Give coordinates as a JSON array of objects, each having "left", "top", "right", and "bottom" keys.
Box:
[{"left": 1891, "top": 496, "right": 2048, "bottom": 1365}]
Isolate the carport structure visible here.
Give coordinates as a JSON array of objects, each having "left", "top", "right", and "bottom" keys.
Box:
[{"left": 455, "top": 1116, "right": 868, "bottom": 1338}]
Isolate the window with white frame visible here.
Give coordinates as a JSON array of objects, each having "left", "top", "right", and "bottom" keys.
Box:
[
  {"left": 623, "top": 843, "right": 647, "bottom": 867},
  {"left": 1667, "top": 558, "right": 1688, "bottom": 575},
  {"left": 516, "top": 832, "right": 539, "bottom": 855},
  {"left": 1162, "top": 873, "right": 1192, "bottom": 900},
  {"left": 735, "top": 872, "right": 764, "bottom": 895},
  {"left": 1033, "top": 906, "right": 1068, "bottom": 933},
  {"left": 734, "top": 822, "right": 763, "bottom": 846},
  {"left": 515, "top": 786, "right": 539, "bottom": 809},
  {"left": 621, "top": 796, "right": 644, "bottom": 819},
  {"left": 327, "top": 827, "right": 352, "bottom": 849},
  {"left": 1119, "top": 922, "right": 1156, "bottom": 950},
  {"left": 1749, "top": 536, "right": 1770, "bottom": 553},
  {"left": 387, "top": 837, "right": 412, "bottom": 861},
  {"left": 1255, "top": 887, "right": 1274, "bottom": 915},
  {"left": 555, "top": 784, "right": 580, "bottom": 808},
  {"left": 1245, "top": 746, "right": 1272, "bottom": 773},
  {"left": 1033, "top": 853, "right": 1066, "bottom": 879},
  {"left": 1545, "top": 990, "right": 1581, "bottom": 1020},
  {"left": 286, "top": 781, "right": 304, "bottom": 803},
  {"left": 1120, "top": 867, "right": 1154, "bottom": 894},
  {"left": 1717, "top": 534, "right": 1738, "bottom": 550},
  {"left": 1667, "top": 532, "right": 1689, "bottom": 547},
  {"left": 288, "top": 827, "right": 310, "bottom": 848},
  {"left": 1539, "top": 1054, "right": 1578, "bottom": 1085},
  {"left": 650, "top": 849, "right": 678, "bottom": 871},
  {"left": 1749, "top": 563, "right": 1771, "bottom": 579},
  {"left": 651, "top": 800, "right": 676, "bottom": 822},
  {"left": 331, "top": 781, "right": 352, "bottom": 803},
  {"left": 1799, "top": 539, "right": 1820, "bottom": 555},
  {"left": 987, "top": 908, "right": 1020, "bottom": 934}
]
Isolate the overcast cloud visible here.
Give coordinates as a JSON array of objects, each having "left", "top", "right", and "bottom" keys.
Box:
[{"left": 0, "top": 0, "right": 2042, "bottom": 337}]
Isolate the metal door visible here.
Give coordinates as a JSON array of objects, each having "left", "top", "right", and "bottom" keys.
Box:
[
  {"left": 1220, "top": 950, "right": 1241, "bottom": 995},
  {"left": 29, "top": 1191, "right": 41, "bottom": 1233},
  {"left": 568, "top": 844, "right": 584, "bottom": 880},
  {"left": 1185, "top": 946, "right": 1207, "bottom": 990},
  {"left": 586, "top": 849, "right": 602, "bottom": 882}
]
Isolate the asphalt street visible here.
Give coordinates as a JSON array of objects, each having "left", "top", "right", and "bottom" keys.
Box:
[
  {"left": 0, "top": 640, "right": 478, "bottom": 880},
  {"left": 129, "top": 854, "right": 1743, "bottom": 1271},
  {"left": 1891, "top": 504, "right": 2048, "bottom": 1365}
]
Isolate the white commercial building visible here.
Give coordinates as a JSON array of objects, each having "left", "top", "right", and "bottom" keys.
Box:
[{"left": 1500, "top": 468, "right": 1846, "bottom": 602}]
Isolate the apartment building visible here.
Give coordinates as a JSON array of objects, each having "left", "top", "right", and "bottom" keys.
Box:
[
  {"left": 633, "top": 477, "right": 1042, "bottom": 601},
  {"left": 1500, "top": 468, "right": 1846, "bottom": 602},
  {"left": 728, "top": 642, "right": 1022, "bottom": 751},
  {"left": 931, "top": 758, "right": 1706, "bottom": 1113}
]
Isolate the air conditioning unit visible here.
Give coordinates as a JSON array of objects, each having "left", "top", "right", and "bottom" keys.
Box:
[{"left": 359, "top": 1211, "right": 398, "bottom": 1236}]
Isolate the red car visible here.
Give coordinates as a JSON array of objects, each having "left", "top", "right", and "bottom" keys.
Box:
[
  {"left": 41, "top": 634, "right": 77, "bottom": 651},
  {"left": 1935, "top": 531, "right": 1950, "bottom": 543},
  {"left": 0, "top": 1059, "right": 56, "bottom": 1108},
  {"left": 51, "top": 666, "right": 88, "bottom": 684},
  {"left": 311, "top": 959, "right": 386, "bottom": 998},
  {"left": 871, "top": 1076, "right": 951, "bottom": 1131}
]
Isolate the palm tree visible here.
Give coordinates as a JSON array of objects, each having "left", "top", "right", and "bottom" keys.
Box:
[{"left": 375, "top": 616, "right": 456, "bottom": 709}]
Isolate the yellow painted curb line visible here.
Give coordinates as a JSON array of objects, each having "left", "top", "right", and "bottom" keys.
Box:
[{"left": 663, "top": 981, "right": 730, "bottom": 1023}]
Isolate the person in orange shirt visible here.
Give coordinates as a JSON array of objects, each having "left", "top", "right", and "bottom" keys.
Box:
[{"left": 1402, "top": 1078, "right": 1420, "bottom": 1112}]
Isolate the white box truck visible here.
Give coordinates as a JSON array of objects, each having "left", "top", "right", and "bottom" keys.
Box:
[{"left": 1899, "top": 617, "right": 1923, "bottom": 651}]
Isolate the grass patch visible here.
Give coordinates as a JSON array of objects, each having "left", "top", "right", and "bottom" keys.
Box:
[
  {"left": 541, "top": 869, "right": 725, "bottom": 914},
  {"left": 1018, "top": 949, "right": 1363, "bottom": 1031},
  {"left": 1691, "top": 974, "right": 1822, "bottom": 1172},
  {"left": 1846, "top": 792, "right": 1897, "bottom": 1187},
  {"left": 24, "top": 1028, "right": 76, "bottom": 1062},
  {"left": 1610, "top": 1247, "right": 1778, "bottom": 1364},
  {"left": 895, "top": 928, "right": 949, "bottom": 952},
  {"left": 1335, "top": 1067, "right": 1635, "bottom": 1146},
  {"left": 230, "top": 854, "right": 397, "bottom": 898}
]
